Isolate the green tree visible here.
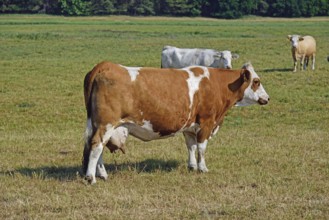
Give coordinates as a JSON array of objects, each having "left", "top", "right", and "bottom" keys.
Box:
[
  {"left": 161, "top": 0, "right": 201, "bottom": 16},
  {"left": 128, "top": 0, "right": 155, "bottom": 15},
  {"left": 60, "top": 0, "right": 90, "bottom": 15},
  {"left": 317, "top": 0, "right": 329, "bottom": 15},
  {"left": 0, "top": 0, "right": 44, "bottom": 13},
  {"left": 90, "top": 0, "right": 114, "bottom": 15},
  {"left": 256, "top": 0, "right": 269, "bottom": 15}
]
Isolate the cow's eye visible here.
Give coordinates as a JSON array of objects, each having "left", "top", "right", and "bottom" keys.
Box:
[{"left": 253, "top": 79, "right": 260, "bottom": 86}]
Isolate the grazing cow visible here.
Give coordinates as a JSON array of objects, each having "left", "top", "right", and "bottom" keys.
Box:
[
  {"left": 83, "top": 61, "right": 269, "bottom": 184},
  {"left": 287, "top": 35, "right": 316, "bottom": 72},
  {"left": 161, "top": 46, "right": 239, "bottom": 69}
]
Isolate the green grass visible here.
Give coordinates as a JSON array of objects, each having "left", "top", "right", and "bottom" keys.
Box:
[{"left": 0, "top": 14, "right": 328, "bottom": 219}]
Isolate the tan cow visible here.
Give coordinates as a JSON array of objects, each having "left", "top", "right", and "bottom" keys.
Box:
[
  {"left": 287, "top": 35, "right": 316, "bottom": 72},
  {"left": 82, "top": 61, "right": 270, "bottom": 184}
]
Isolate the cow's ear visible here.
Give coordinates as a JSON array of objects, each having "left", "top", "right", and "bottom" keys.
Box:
[
  {"left": 242, "top": 69, "right": 251, "bottom": 82},
  {"left": 299, "top": 36, "right": 304, "bottom": 41},
  {"left": 287, "top": 35, "right": 292, "bottom": 40},
  {"left": 232, "top": 53, "right": 239, "bottom": 59}
]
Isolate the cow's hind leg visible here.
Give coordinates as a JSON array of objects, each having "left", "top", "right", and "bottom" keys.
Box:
[
  {"left": 86, "top": 142, "right": 103, "bottom": 184},
  {"left": 304, "top": 57, "right": 309, "bottom": 70},
  {"left": 312, "top": 54, "right": 316, "bottom": 70},
  {"left": 96, "top": 153, "right": 108, "bottom": 180},
  {"left": 82, "top": 118, "right": 92, "bottom": 175},
  {"left": 85, "top": 125, "right": 115, "bottom": 184}
]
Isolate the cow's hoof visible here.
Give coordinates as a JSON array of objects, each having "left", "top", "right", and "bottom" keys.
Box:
[
  {"left": 198, "top": 164, "right": 209, "bottom": 173},
  {"left": 85, "top": 175, "right": 96, "bottom": 185},
  {"left": 96, "top": 169, "right": 108, "bottom": 180},
  {"left": 188, "top": 165, "right": 197, "bottom": 171},
  {"left": 98, "top": 174, "right": 108, "bottom": 181}
]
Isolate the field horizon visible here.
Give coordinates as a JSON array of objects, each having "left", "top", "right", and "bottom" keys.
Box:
[{"left": 0, "top": 15, "right": 328, "bottom": 219}]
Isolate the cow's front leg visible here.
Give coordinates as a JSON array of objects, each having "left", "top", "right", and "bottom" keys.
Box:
[
  {"left": 96, "top": 153, "right": 108, "bottom": 180},
  {"left": 183, "top": 131, "right": 197, "bottom": 171},
  {"left": 197, "top": 140, "right": 209, "bottom": 172},
  {"left": 86, "top": 142, "right": 104, "bottom": 184},
  {"left": 293, "top": 60, "right": 297, "bottom": 72}
]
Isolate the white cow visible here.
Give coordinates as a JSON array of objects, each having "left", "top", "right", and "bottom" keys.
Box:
[
  {"left": 161, "top": 46, "right": 239, "bottom": 69},
  {"left": 287, "top": 35, "right": 316, "bottom": 72}
]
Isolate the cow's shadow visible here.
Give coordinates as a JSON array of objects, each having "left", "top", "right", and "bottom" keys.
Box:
[
  {"left": 262, "top": 68, "right": 292, "bottom": 73},
  {"left": 2, "top": 159, "right": 180, "bottom": 182}
]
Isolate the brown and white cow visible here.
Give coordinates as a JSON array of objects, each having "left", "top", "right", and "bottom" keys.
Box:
[{"left": 82, "top": 61, "right": 269, "bottom": 184}]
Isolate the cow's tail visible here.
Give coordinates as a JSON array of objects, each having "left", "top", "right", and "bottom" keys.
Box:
[{"left": 82, "top": 69, "right": 96, "bottom": 174}]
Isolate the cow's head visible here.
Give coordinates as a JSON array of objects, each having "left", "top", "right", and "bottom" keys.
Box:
[
  {"left": 287, "top": 35, "right": 304, "bottom": 49},
  {"left": 235, "top": 63, "right": 269, "bottom": 106},
  {"left": 215, "top": 50, "right": 239, "bottom": 69}
]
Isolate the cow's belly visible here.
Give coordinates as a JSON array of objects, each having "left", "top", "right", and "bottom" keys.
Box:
[{"left": 121, "top": 123, "right": 175, "bottom": 141}]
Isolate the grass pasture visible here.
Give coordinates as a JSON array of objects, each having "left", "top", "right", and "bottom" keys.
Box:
[{"left": 0, "top": 15, "right": 329, "bottom": 219}]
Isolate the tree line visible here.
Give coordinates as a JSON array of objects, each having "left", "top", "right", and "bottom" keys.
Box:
[{"left": 1, "top": 0, "right": 329, "bottom": 18}]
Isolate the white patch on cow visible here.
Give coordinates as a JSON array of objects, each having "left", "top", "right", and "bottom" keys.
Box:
[
  {"left": 184, "top": 66, "right": 210, "bottom": 109},
  {"left": 86, "top": 142, "right": 104, "bottom": 184},
  {"left": 197, "top": 140, "right": 208, "bottom": 172},
  {"left": 96, "top": 153, "right": 107, "bottom": 180},
  {"left": 141, "top": 120, "right": 154, "bottom": 131},
  {"left": 183, "top": 131, "right": 198, "bottom": 170},
  {"left": 121, "top": 65, "right": 141, "bottom": 81},
  {"left": 235, "top": 63, "right": 269, "bottom": 107},
  {"left": 111, "top": 126, "right": 129, "bottom": 146},
  {"left": 102, "top": 124, "right": 115, "bottom": 144},
  {"left": 210, "top": 125, "right": 220, "bottom": 138}
]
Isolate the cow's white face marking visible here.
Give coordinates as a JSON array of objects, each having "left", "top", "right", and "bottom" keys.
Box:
[
  {"left": 235, "top": 64, "right": 269, "bottom": 107},
  {"left": 220, "top": 50, "right": 233, "bottom": 69},
  {"left": 184, "top": 66, "right": 210, "bottom": 109},
  {"left": 122, "top": 65, "right": 141, "bottom": 81},
  {"left": 289, "top": 35, "right": 301, "bottom": 48}
]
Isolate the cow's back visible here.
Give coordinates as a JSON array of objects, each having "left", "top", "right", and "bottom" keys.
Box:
[
  {"left": 300, "top": 36, "right": 316, "bottom": 55},
  {"left": 161, "top": 46, "right": 217, "bottom": 68},
  {"left": 90, "top": 63, "right": 193, "bottom": 134}
]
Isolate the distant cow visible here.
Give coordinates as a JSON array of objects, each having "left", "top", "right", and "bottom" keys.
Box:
[
  {"left": 287, "top": 35, "right": 316, "bottom": 72},
  {"left": 83, "top": 61, "right": 269, "bottom": 184},
  {"left": 161, "top": 46, "right": 239, "bottom": 69}
]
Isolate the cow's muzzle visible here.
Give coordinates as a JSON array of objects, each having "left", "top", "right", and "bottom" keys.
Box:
[{"left": 258, "top": 97, "right": 269, "bottom": 105}]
